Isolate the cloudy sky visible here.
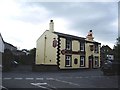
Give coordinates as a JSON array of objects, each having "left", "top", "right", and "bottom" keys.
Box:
[{"left": 0, "top": 0, "right": 118, "bottom": 50}]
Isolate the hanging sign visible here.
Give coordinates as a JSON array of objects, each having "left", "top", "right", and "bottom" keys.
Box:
[{"left": 53, "top": 38, "right": 57, "bottom": 48}]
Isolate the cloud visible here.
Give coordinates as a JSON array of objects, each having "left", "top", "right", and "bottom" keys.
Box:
[
  {"left": 0, "top": 1, "right": 118, "bottom": 49},
  {"left": 0, "top": 1, "right": 71, "bottom": 49},
  {"left": 30, "top": 2, "right": 118, "bottom": 47}
]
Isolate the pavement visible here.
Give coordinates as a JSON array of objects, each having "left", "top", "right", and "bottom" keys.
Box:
[{"left": 1, "top": 65, "right": 120, "bottom": 90}]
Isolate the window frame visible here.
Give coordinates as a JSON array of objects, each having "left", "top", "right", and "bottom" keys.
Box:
[
  {"left": 80, "top": 56, "right": 85, "bottom": 67},
  {"left": 65, "top": 55, "right": 72, "bottom": 67},
  {"left": 66, "top": 39, "right": 72, "bottom": 50},
  {"left": 94, "top": 45, "right": 99, "bottom": 53},
  {"left": 80, "top": 42, "right": 85, "bottom": 52}
]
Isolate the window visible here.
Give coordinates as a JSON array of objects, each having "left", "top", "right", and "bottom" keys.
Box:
[
  {"left": 90, "top": 45, "right": 94, "bottom": 51},
  {"left": 94, "top": 45, "right": 99, "bottom": 53},
  {"left": 74, "top": 58, "right": 78, "bottom": 64},
  {"left": 80, "top": 42, "right": 85, "bottom": 51},
  {"left": 66, "top": 39, "right": 72, "bottom": 50},
  {"left": 80, "top": 56, "right": 85, "bottom": 67},
  {"left": 65, "top": 55, "right": 72, "bottom": 67},
  {"left": 95, "top": 56, "right": 99, "bottom": 67},
  {"left": 107, "top": 55, "right": 114, "bottom": 60}
]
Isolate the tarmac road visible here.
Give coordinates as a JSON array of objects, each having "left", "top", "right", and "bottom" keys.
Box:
[{"left": 2, "top": 65, "right": 119, "bottom": 90}]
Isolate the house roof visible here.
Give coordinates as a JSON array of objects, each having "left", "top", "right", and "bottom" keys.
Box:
[
  {"left": 4, "top": 42, "right": 17, "bottom": 48},
  {"left": 54, "top": 31, "right": 101, "bottom": 44},
  {"left": 0, "top": 33, "right": 4, "bottom": 43},
  {"left": 101, "top": 45, "right": 112, "bottom": 50},
  {"left": 54, "top": 32, "right": 86, "bottom": 41}
]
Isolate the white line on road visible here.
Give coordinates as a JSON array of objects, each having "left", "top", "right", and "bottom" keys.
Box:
[
  {"left": 46, "top": 83, "right": 56, "bottom": 89},
  {"left": 14, "top": 78, "right": 23, "bottom": 80},
  {"left": 31, "top": 82, "right": 47, "bottom": 85},
  {"left": 25, "top": 78, "right": 34, "bottom": 80},
  {"left": 31, "top": 83, "right": 53, "bottom": 90},
  {"left": 46, "top": 78, "right": 54, "bottom": 80},
  {"left": 54, "top": 79, "right": 81, "bottom": 87},
  {"left": 3, "top": 78, "right": 12, "bottom": 80},
  {"left": 75, "top": 77, "right": 83, "bottom": 78},
  {"left": 1, "top": 86, "right": 8, "bottom": 90},
  {"left": 36, "top": 78, "right": 44, "bottom": 80}
]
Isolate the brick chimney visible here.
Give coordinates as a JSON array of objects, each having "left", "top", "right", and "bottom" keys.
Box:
[{"left": 49, "top": 20, "right": 54, "bottom": 32}]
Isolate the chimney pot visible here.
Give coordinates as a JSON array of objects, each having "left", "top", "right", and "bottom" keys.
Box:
[
  {"left": 50, "top": 20, "right": 53, "bottom": 22},
  {"left": 90, "top": 30, "right": 92, "bottom": 32}
]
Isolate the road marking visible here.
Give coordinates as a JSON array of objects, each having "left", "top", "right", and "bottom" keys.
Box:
[
  {"left": 59, "top": 77, "right": 73, "bottom": 79},
  {"left": 54, "top": 79, "right": 81, "bottom": 87},
  {"left": 14, "top": 78, "right": 23, "bottom": 80},
  {"left": 84, "top": 76, "right": 89, "bottom": 78},
  {"left": 46, "top": 78, "right": 54, "bottom": 80},
  {"left": 25, "top": 78, "right": 34, "bottom": 80},
  {"left": 31, "top": 83, "right": 53, "bottom": 90},
  {"left": 46, "top": 83, "right": 56, "bottom": 89},
  {"left": 31, "top": 82, "right": 47, "bottom": 85},
  {"left": 1, "top": 86, "right": 8, "bottom": 90},
  {"left": 3, "top": 78, "right": 12, "bottom": 80},
  {"left": 36, "top": 78, "right": 44, "bottom": 80},
  {"left": 75, "top": 77, "right": 83, "bottom": 78}
]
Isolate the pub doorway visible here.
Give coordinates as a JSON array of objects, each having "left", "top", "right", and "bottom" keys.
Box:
[{"left": 89, "top": 56, "right": 93, "bottom": 69}]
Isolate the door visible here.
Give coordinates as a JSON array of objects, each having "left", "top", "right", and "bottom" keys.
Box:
[{"left": 89, "top": 56, "right": 93, "bottom": 69}]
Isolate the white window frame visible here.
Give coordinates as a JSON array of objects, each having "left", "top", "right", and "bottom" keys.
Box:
[
  {"left": 80, "top": 43, "right": 85, "bottom": 51},
  {"left": 80, "top": 56, "right": 85, "bottom": 67},
  {"left": 66, "top": 39, "right": 72, "bottom": 50},
  {"left": 65, "top": 55, "right": 71, "bottom": 67}
]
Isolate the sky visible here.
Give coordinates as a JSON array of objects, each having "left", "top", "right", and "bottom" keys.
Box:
[{"left": 0, "top": 0, "right": 118, "bottom": 50}]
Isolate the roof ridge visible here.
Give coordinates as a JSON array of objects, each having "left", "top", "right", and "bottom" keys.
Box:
[{"left": 53, "top": 31, "right": 86, "bottom": 39}]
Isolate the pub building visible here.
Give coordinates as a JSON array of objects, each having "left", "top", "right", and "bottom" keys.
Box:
[{"left": 34, "top": 20, "right": 101, "bottom": 71}]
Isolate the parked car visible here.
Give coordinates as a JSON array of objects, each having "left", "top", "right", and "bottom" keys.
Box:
[
  {"left": 11, "top": 60, "right": 19, "bottom": 67},
  {"left": 101, "top": 60, "right": 120, "bottom": 75}
]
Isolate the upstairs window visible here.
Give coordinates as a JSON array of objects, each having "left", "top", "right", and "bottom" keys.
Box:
[
  {"left": 66, "top": 39, "right": 72, "bottom": 50},
  {"left": 80, "top": 42, "right": 85, "bottom": 51},
  {"left": 94, "top": 45, "right": 99, "bottom": 53}
]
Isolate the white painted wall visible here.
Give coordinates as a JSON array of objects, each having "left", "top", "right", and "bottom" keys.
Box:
[{"left": 0, "top": 35, "right": 4, "bottom": 53}]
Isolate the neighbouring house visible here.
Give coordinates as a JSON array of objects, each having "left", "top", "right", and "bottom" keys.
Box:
[
  {"left": 4, "top": 42, "right": 17, "bottom": 51},
  {"left": 100, "top": 45, "right": 114, "bottom": 65},
  {"left": 4, "top": 42, "right": 26, "bottom": 56},
  {"left": 0, "top": 33, "right": 4, "bottom": 65},
  {"left": 35, "top": 20, "right": 101, "bottom": 71},
  {"left": 22, "top": 49, "right": 30, "bottom": 55}
]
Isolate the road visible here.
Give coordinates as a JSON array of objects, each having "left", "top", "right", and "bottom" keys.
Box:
[{"left": 1, "top": 65, "right": 119, "bottom": 90}]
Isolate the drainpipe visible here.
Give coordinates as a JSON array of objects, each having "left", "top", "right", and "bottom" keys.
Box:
[{"left": 44, "top": 35, "right": 47, "bottom": 64}]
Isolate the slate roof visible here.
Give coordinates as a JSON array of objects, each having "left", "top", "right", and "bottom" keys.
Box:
[
  {"left": 54, "top": 32, "right": 85, "bottom": 41},
  {"left": 54, "top": 31, "right": 101, "bottom": 44}
]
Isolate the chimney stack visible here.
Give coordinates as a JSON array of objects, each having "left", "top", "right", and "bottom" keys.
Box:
[
  {"left": 49, "top": 20, "right": 54, "bottom": 32},
  {"left": 86, "top": 30, "right": 94, "bottom": 41}
]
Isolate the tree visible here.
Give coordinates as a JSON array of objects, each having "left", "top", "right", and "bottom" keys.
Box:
[
  {"left": 113, "top": 37, "right": 120, "bottom": 62},
  {"left": 29, "top": 48, "right": 36, "bottom": 64},
  {"left": 29, "top": 48, "right": 36, "bottom": 56},
  {"left": 2, "top": 49, "right": 13, "bottom": 71}
]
